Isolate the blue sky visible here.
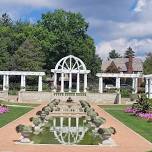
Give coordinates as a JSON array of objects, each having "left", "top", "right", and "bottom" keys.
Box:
[{"left": 0, "top": 0, "right": 152, "bottom": 60}]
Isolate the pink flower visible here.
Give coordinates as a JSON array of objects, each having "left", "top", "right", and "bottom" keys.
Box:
[
  {"left": 0, "top": 106, "right": 9, "bottom": 115},
  {"left": 124, "top": 107, "right": 152, "bottom": 120},
  {"left": 137, "top": 113, "right": 152, "bottom": 119},
  {"left": 124, "top": 107, "right": 138, "bottom": 114}
]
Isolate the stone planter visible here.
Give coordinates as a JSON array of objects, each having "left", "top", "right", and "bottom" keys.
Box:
[
  {"left": 20, "top": 131, "right": 31, "bottom": 143},
  {"left": 33, "top": 126, "right": 42, "bottom": 135},
  {"left": 102, "top": 133, "right": 112, "bottom": 145}
]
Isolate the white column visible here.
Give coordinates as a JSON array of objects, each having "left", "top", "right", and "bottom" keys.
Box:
[
  {"left": 116, "top": 77, "right": 120, "bottom": 89},
  {"left": 99, "top": 77, "right": 103, "bottom": 93},
  {"left": 53, "top": 73, "right": 57, "bottom": 92},
  {"left": 76, "top": 73, "right": 80, "bottom": 93},
  {"left": 68, "top": 117, "right": 71, "bottom": 128},
  {"left": 61, "top": 73, "right": 64, "bottom": 92},
  {"left": 84, "top": 74, "right": 87, "bottom": 93},
  {"left": 3, "top": 75, "right": 6, "bottom": 91},
  {"left": 149, "top": 78, "right": 152, "bottom": 99},
  {"left": 132, "top": 78, "right": 138, "bottom": 94},
  {"left": 21, "top": 75, "right": 26, "bottom": 91},
  {"left": 53, "top": 117, "right": 56, "bottom": 127},
  {"left": 6, "top": 75, "right": 9, "bottom": 90},
  {"left": 76, "top": 117, "right": 79, "bottom": 129},
  {"left": 145, "top": 78, "right": 149, "bottom": 97},
  {"left": 60, "top": 117, "right": 63, "bottom": 128},
  {"left": 38, "top": 75, "right": 42, "bottom": 92},
  {"left": 69, "top": 73, "right": 72, "bottom": 92},
  {"left": 3, "top": 75, "right": 9, "bottom": 91}
]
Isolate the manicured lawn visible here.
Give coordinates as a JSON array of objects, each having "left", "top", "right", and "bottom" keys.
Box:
[
  {"left": 0, "top": 106, "right": 33, "bottom": 127},
  {"left": 0, "top": 100, "right": 39, "bottom": 107},
  {"left": 100, "top": 105, "right": 152, "bottom": 143}
]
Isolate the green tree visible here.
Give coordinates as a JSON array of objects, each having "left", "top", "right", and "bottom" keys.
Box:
[
  {"left": 125, "top": 47, "right": 135, "bottom": 58},
  {"left": 109, "top": 49, "right": 121, "bottom": 59},
  {"left": 144, "top": 53, "right": 152, "bottom": 74},
  {"left": 0, "top": 13, "right": 12, "bottom": 26},
  {"left": 0, "top": 10, "right": 101, "bottom": 80},
  {"left": 0, "top": 38, "right": 10, "bottom": 70},
  {"left": 11, "top": 39, "right": 45, "bottom": 71},
  {"left": 37, "top": 9, "right": 101, "bottom": 77}
]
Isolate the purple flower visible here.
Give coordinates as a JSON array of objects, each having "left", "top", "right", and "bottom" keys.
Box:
[
  {"left": 0, "top": 106, "right": 9, "bottom": 115},
  {"left": 137, "top": 113, "right": 152, "bottom": 120},
  {"left": 124, "top": 107, "right": 138, "bottom": 114},
  {"left": 124, "top": 107, "right": 152, "bottom": 120}
]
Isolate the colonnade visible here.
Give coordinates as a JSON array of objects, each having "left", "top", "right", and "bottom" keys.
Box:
[
  {"left": 98, "top": 76, "right": 138, "bottom": 94},
  {"left": 53, "top": 72, "right": 88, "bottom": 93},
  {"left": 145, "top": 77, "right": 152, "bottom": 98},
  {"left": 97, "top": 73, "right": 141, "bottom": 94},
  {"left": 0, "top": 71, "right": 45, "bottom": 92}
]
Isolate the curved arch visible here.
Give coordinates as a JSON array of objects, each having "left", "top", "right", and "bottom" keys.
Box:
[{"left": 55, "top": 55, "right": 86, "bottom": 71}]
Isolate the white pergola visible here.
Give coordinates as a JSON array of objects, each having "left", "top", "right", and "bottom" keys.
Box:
[
  {"left": 0, "top": 71, "right": 45, "bottom": 92},
  {"left": 51, "top": 55, "right": 90, "bottom": 93},
  {"left": 144, "top": 74, "right": 152, "bottom": 99},
  {"left": 96, "top": 73, "right": 142, "bottom": 94}
]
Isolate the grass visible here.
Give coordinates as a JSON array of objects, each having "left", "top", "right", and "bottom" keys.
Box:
[
  {"left": 0, "top": 100, "right": 40, "bottom": 107},
  {"left": 100, "top": 105, "right": 152, "bottom": 142},
  {"left": 0, "top": 106, "right": 33, "bottom": 127}
]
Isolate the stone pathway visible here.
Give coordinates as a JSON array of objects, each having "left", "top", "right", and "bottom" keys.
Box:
[{"left": 0, "top": 103, "right": 152, "bottom": 152}]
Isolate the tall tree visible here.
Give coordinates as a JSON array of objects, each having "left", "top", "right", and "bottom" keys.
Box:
[
  {"left": 109, "top": 49, "right": 121, "bottom": 59},
  {"left": 11, "top": 39, "right": 45, "bottom": 71},
  {"left": 125, "top": 47, "right": 135, "bottom": 58},
  {"left": 0, "top": 10, "right": 101, "bottom": 79},
  {"left": 0, "top": 13, "right": 12, "bottom": 26},
  {"left": 37, "top": 9, "right": 101, "bottom": 77},
  {"left": 0, "top": 38, "right": 10, "bottom": 70},
  {"left": 144, "top": 53, "right": 152, "bottom": 74}
]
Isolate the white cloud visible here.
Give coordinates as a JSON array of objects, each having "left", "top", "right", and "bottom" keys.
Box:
[
  {"left": 96, "top": 38, "right": 152, "bottom": 60},
  {"left": 112, "top": 21, "right": 152, "bottom": 38},
  {"left": 0, "top": 0, "right": 55, "bottom": 8},
  {"left": 134, "top": 0, "right": 147, "bottom": 12}
]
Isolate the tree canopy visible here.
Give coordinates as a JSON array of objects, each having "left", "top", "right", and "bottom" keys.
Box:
[
  {"left": 10, "top": 39, "right": 45, "bottom": 71},
  {"left": 0, "top": 10, "right": 101, "bottom": 79},
  {"left": 144, "top": 53, "right": 152, "bottom": 74}
]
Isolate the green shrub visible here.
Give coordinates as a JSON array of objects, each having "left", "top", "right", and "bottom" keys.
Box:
[
  {"left": 120, "top": 88, "right": 132, "bottom": 98},
  {"left": 130, "top": 94, "right": 138, "bottom": 101},
  {"left": 16, "top": 124, "right": 25, "bottom": 133},
  {"left": 132, "top": 94, "right": 152, "bottom": 113},
  {"left": 93, "top": 117, "right": 106, "bottom": 127},
  {"left": 33, "top": 117, "right": 41, "bottom": 126}
]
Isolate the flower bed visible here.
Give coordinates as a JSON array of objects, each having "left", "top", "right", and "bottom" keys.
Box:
[
  {"left": 0, "top": 105, "right": 9, "bottom": 115},
  {"left": 125, "top": 107, "right": 152, "bottom": 121},
  {"left": 125, "top": 94, "right": 152, "bottom": 121}
]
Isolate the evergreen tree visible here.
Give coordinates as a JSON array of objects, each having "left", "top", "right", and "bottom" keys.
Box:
[
  {"left": 0, "top": 13, "right": 12, "bottom": 26},
  {"left": 11, "top": 39, "right": 45, "bottom": 71},
  {"left": 125, "top": 47, "right": 135, "bottom": 58},
  {"left": 109, "top": 49, "right": 121, "bottom": 59}
]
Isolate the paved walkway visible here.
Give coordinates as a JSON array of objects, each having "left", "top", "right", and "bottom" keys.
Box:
[{"left": 0, "top": 103, "right": 152, "bottom": 152}]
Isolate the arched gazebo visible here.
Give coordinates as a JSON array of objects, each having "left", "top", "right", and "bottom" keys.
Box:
[{"left": 51, "top": 55, "right": 90, "bottom": 93}]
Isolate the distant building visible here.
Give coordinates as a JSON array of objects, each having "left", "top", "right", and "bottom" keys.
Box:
[{"left": 101, "top": 56, "right": 143, "bottom": 74}]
